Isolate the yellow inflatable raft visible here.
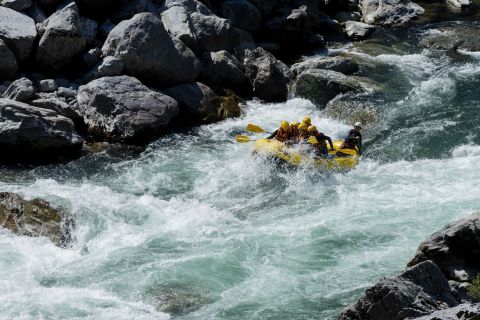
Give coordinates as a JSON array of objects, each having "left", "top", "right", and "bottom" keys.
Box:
[{"left": 253, "top": 139, "right": 359, "bottom": 170}]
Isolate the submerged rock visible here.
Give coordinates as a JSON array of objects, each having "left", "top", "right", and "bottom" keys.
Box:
[
  {"left": 102, "top": 12, "right": 201, "bottom": 87},
  {"left": 339, "top": 260, "right": 459, "bottom": 320},
  {"left": 164, "top": 82, "right": 242, "bottom": 125},
  {"left": 290, "top": 56, "right": 359, "bottom": 78},
  {"left": 0, "top": 6, "right": 36, "bottom": 61},
  {"left": 0, "top": 192, "right": 73, "bottom": 247},
  {"left": 76, "top": 76, "right": 179, "bottom": 143},
  {"left": 408, "top": 213, "right": 480, "bottom": 282},
  {"left": 0, "top": 98, "right": 83, "bottom": 158},
  {"left": 361, "top": 0, "right": 424, "bottom": 25},
  {"left": 293, "top": 69, "right": 375, "bottom": 107},
  {"left": 242, "top": 47, "right": 291, "bottom": 102},
  {"left": 421, "top": 26, "right": 480, "bottom": 52}
]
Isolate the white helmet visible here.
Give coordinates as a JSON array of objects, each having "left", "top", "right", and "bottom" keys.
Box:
[{"left": 354, "top": 122, "right": 362, "bottom": 129}]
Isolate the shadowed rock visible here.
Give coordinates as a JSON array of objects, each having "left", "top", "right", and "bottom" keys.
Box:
[
  {"left": 0, "top": 192, "right": 73, "bottom": 247},
  {"left": 164, "top": 82, "right": 242, "bottom": 124},
  {"left": 421, "top": 26, "right": 480, "bottom": 52},
  {"left": 242, "top": 47, "right": 291, "bottom": 102},
  {"left": 0, "top": 39, "right": 18, "bottom": 80}
]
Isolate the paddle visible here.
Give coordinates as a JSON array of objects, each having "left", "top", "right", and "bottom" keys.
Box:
[
  {"left": 235, "top": 135, "right": 256, "bottom": 143},
  {"left": 247, "top": 123, "right": 272, "bottom": 134}
]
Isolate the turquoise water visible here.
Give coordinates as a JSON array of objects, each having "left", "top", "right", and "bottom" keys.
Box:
[{"left": 1, "top": 23, "right": 480, "bottom": 319}]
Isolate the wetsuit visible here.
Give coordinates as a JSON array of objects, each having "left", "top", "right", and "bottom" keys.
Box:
[
  {"left": 268, "top": 129, "right": 291, "bottom": 142},
  {"left": 311, "top": 132, "right": 334, "bottom": 157},
  {"left": 342, "top": 129, "right": 362, "bottom": 154}
]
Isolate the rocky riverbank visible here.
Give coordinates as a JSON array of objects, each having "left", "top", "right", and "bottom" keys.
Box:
[
  {"left": 0, "top": 0, "right": 435, "bottom": 162},
  {"left": 339, "top": 213, "right": 480, "bottom": 320}
]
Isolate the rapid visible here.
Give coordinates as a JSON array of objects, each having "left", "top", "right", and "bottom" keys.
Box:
[{"left": 1, "top": 22, "right": 480, "bottom": 320}]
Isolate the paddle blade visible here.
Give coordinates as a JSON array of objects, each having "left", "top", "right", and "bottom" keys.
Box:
[
  {"left": 307, "top": 136, "right": 318, "bottom": 145},
  {"left": 235, "top": 135, "right": 255, "bottom": 143},
  {"left": 247, "top": 123, "right": 266, "bottom": 133}
]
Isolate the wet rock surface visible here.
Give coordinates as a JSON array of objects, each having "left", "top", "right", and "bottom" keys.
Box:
[{"left": 0, "top": 192, "right": 73, "bottom": 247}]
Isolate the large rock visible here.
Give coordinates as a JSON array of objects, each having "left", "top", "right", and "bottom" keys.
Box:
[
  {"left": 242, "top": 47, "right": 291, "bottom": 102},
  {"left": 199, "top": 50, "right": 250, "bottom": 94},
  {"left": 218, "top": 0, "right": 262, "bottom": 34},
  {"left": 0, "top": 7, "right": 36, "bottom": 61},
  {"left": 344, "top": 21, "right": 375, "bottom": 40},
  {"left": 421, "top": 26, "right": 480, "bottom": 52},
  {"left": 161, "top": 0, "right": 240, "bottom": 53},
  {"left": 408, "top": 213, "right": 480, "bottom": 282},
  {"left": 339, "top": 261, "right": 459, "bottom": 320},
  {"left": 293, "top": 69, "right": 375, "bottom": 106},
  {"left": 36, "top": 3, "right": 87, "bottom": 70},
  {"left": 263, "top": 5, "right": 321, "bottom": 49},
  {"left": 0, "top": 98, "right": 83, "bottom": 157},
  {"left": 83, "top": 56, "right": 124, "bottom": 83},
  {"left": 1, "top": 0, "right": 32, "bottom": 11},
  {"left": 102, "top": 13, "right": 200, "bottom": 87},
  {"left": 290, "top": 56, "right": 359, "bottom": 78},
  {"left": 361, "top": 0, "right": 424, "bottom": 26},
  {"left": 0, "top": 192, "right": 73, "bottom": 247},
  {"left": 447, "top": 0, "right": 471, "bottom": 8},
  {"left": 412, "top": 303, "right": 480, "bottom": 320},
  {"left": 164, "top": 82, "right": 242, "bottom": 124},
  {"left": 0, "top": 39, "right": 17, "bottom": 79},
  {"left": 76, "top": 76, "right": 179, "bottom": 143},
  {"left": 1, "top": 77, "right": 35, "bottom": 102}
]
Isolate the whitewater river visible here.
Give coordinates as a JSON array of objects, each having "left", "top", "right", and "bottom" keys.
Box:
[{"left": 1, "top": 22, "right": 480, "bottom": 319}]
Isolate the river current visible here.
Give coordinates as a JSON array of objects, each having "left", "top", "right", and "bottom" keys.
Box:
[{"left": 1, "top": 22, "right": 480, "bottom": 319}]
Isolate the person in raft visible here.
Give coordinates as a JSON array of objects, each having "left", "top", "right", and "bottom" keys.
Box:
[
  {"left": 340, "top": 122, "right": 363, "bottom": 154},
  {"left": 296, "top": 122, "right": 309, "bottom": 142},
  {"left": 307, "top": 125, "right": 334, "bottom": 157},
  {"left": 268, "top": 121, "right": 292, "bottom": 142}
]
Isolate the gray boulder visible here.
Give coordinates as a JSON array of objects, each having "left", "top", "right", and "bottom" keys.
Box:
[
  {"left": 339, "top": 260, "right": 459, "bottom": 320},
  {"left": 76, "top": 76, "right": 179, "bottom": 143},
  {"left": 161, "top": 0, "right": 240, "bottom": 53},
  {"left": 1, "top": 0, "right": 32, "bottom": 11},
  {"left": 218, "top": 0, "right": 262, "bottom": 34},
  {"left": 361, "top": 0, "right": 424, "bottom": 25},
  {"left": 290, "top": 56, "right": 359, "bottom": 78},
  {"left": 293, "top": 69, "right": 375, "bottom": 106},
  {"left": 102, "top": 12, "right": 200, "bottom": 87},
  {"left": 57, "top": 87, "right": 77, "bottom": 99},
  {"left": 0, "top": 39, "right": 17, "bottom": 79},
  {"left": 199, "top": 50, "right": 250, "bottom": 93},
  {"left": 0, "top": 98, "right": 83, "bottom": 155},
  {"left": 447, "top": 0, "right": 471, "bottom": 7},
  {"left": 83, "top": 56, "right": 124, "bottom": 83},
  {"left": 0, "top": 192, "right": 73, "bottom": 247},
  {"left": 0, "top": 7, "right": 36, "bottom": 61},
  {"left": 39, "top": 79, "right": 58, "bottom": 93},
  {"left": 164, "top": 82, "right": 242, "bottom": 124},
  {"left": 412, "top": 303, "right": 480, "bottom": 320},
  {"left": 421, "top": 26, "right": 480, "bottom": 52},
  {"left": 31, "top": 93, "right": 83, "bottom": 125},
  {"left": 344, "top": 21, "right": 375, "bottom": 40},
  {"left": 408, "top": 213, "right": 480, "bottom": 282},
  {"left": 36, "top": 3, "right": 87, "bottom": 70},
  {"left": 1, "top": 77, "right": 35, "bottom": 102},
  {"left": 242, "top": 47, "right": 291, "bottom": 102}
]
